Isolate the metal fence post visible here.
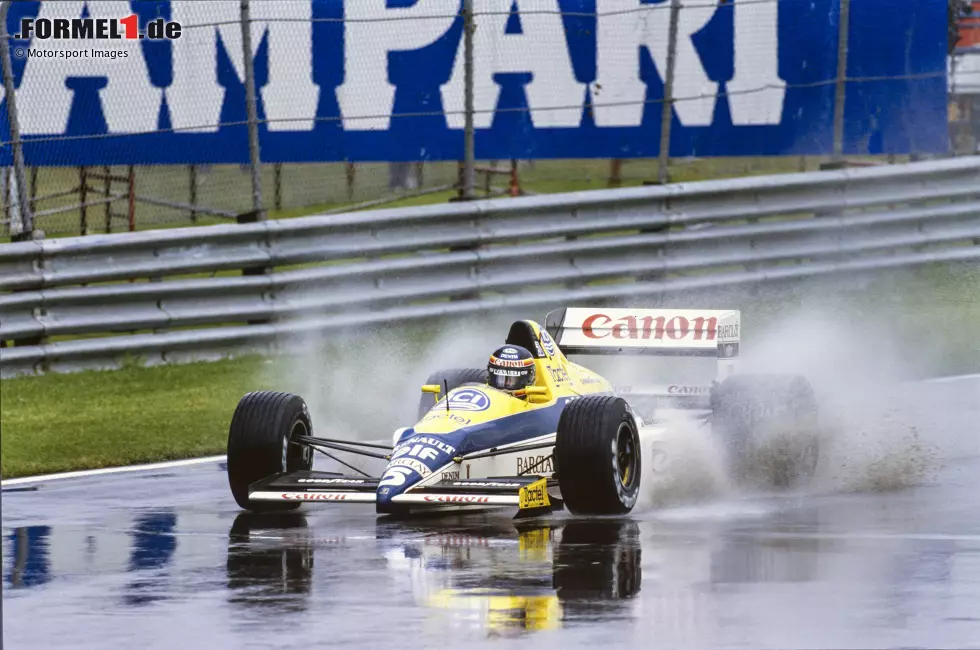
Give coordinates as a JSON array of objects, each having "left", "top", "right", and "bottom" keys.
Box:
[
  {"left": 831, "top": 0, "right": 851, "bottom": 163},
  {"left": 273, "top": 162, "right": 282, "bottom": 211},
  {"left": 79, "top": 166, "right": 88, "bottom": 235},
  {"left": 461, "top": 0, "right": 476, "bottom": 201},
  {"left": 240, "top": 0, "right": 265, "bottom": 222},
  {"left": 657, "top": 0, "right": 681, "bottom": 185},
  {"left": 188, "top": 165, "right": 198, "bottom": 223},
  {"left": 0, "top": 1, "right": 35, "bottom": 240}
]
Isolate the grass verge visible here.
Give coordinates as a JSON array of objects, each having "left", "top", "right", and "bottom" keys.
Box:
[{"left": 1, "top": 357, "right": 270, "bottom": 478}]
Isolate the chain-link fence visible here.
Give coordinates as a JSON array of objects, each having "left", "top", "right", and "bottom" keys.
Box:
[
  {"left": 0, "top": 0, "right": 963, "bottom": 239},
  {"left": 950, "top": 0, "right": 980, "bottom": 155}
]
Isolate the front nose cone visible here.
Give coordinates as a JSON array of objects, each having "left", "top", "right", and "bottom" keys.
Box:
[
  {"left": 376, "top": 458, "right": 427, "bottom": 513},
  {"left": 376, "top": 433, "right": 463, "bottom": 513}
]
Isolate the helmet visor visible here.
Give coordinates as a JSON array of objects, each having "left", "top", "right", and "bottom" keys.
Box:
[{"left": 489, "top": 367, "right": 530, "bottom": 391}]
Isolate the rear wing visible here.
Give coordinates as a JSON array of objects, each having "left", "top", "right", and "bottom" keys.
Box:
[{"left": 545, "top": 308, "right": 740, "bottom": 376}]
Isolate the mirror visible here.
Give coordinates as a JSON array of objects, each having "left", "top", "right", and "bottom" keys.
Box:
[{"left": 421, "top": 384, "right": 442, "bottom": 395}]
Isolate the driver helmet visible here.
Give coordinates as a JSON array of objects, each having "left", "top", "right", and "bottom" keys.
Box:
[{"left": 487, "top": 345, "right": 536, "bottom": 392}]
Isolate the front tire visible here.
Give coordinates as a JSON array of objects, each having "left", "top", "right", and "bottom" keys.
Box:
[
  {"left": 555, "top": 396, "right": 641, "bottom": 515},
  {"left": 227, "top": 391, "right": 314, "bottom": 512}
]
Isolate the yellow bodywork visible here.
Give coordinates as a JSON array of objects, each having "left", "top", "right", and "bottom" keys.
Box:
[
  {"left": 426, "top": 589, "right": 561, "bottom": 632},
  {"left": 413, "top": 320, "right": 612, "bottom": 436},
  {"left": 518, "top": 478, "right": 551, "bottom": 510}
]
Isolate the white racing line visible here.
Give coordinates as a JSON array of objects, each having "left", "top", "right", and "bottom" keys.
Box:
[
  {"left": 921, "top": 373, "right": 980, "bottom": 384},
  {"left": 1, "top": 455, "right": 227, "bottom": 487},
  {"left": 3, "top": 372, "right": 978, "bottom": 489}
]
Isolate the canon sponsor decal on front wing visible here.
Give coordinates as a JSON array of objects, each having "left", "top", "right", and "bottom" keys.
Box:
[
  {"left": 391, "top": 493, "right": 520, "bottom": 505},
  {"left": 249, "top": 491, "right": 377, "bottom": 503}
]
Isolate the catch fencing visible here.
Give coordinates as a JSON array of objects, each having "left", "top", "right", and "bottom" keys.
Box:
[
  {"left": 0, "top": 0, "right": 955, "bottom": 237},
  {"left": 951, "top": 0, "right": 980, "bottom": 154},
  {"left": 1, "top": 156, "right": 979, "bottom": 376}
]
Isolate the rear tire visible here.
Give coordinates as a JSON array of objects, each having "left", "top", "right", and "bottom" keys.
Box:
[
  {"left": 711, "top": 375, "right": 820, "bottom": 488},
  {"left": 416, "top": 368, "right": 488, "bottom": 419},
  {"left": 555, "top": 396, "right": 641, "bottom": 515},
  {"left": 227, "top": 391, "right": 314, "bottom": 512}
]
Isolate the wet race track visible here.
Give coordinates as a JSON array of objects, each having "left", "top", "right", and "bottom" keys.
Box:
[{"left": 3, "top": 377, "right": 980, "bottom": 649}]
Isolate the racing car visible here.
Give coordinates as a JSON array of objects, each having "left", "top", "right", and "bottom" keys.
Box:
[{"left": 226, "top": 307, "right": 820, "bottom": 517}]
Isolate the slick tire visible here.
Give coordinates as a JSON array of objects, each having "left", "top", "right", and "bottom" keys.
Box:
[
  {"left": 710, "top": 375, "right": 820, "bottom": 488},
  {"left": 416, "top": 367, "right": 488, "bottom": 419},
  {"left": 227, "top": 391, "right": 314, "bottom": 512},
  {"left": 555, "top": 396, "right": 641, "bottom": 515}
]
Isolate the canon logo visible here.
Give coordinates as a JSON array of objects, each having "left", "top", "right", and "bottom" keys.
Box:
[
  {"left": 667, "top": 385, "right": 711, "bottom": 395},
  {"left": 582, "top": 314, "right": 717, "bottom": 341},
  {"left": 422, "top": 495, "right": 491, "bottom": 504},
  {"left": 281, "top": 492, "right": 348, "bottom": 501}
]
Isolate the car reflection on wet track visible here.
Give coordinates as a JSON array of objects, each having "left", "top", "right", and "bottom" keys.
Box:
[
  {"left": 224, "top": 512, "right": 642, "bottom": 634},
  {"left": 5, "top": 480, "right": 980, "bottom": 648},
  {"left": 227, "top": 513, "right": 315, "bottom": 613}
]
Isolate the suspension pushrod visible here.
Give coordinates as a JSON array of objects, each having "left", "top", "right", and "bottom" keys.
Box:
[
  {"left": 303, "top": 436, "right": 392, "bottom": 451},
  {"left": 293, "top": 435, "right": 390, "bottom": 460},
  {"left": 308, "top": 446, "right": 373, "bottom": 478}
]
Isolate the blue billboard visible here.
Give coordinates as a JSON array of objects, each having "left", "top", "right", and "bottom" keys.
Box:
[{"left": 0, "top": 0, "right": 950, "bottom": 166}]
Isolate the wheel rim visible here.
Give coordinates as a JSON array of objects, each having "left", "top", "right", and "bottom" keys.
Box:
[
  {"left": 615, "top": 422, "right": 638, "bottom": 488},
  {"left": 287, "top": 419, "right": 311, "bottom": 471}
]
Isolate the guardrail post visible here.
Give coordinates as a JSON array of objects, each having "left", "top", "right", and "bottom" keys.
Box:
[
  {"left": 0, "top": 2, "right": 35, "bottom": 241},
  {"left": 656, "top": 0, "right": 681, "bottom": 185},
  {"left": 240, "top": 0, "right": 265, "bottom": 223}
]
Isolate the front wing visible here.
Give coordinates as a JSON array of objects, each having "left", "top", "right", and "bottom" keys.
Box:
[{"left": 248, "top": 470, "right": 562, "bottom": 516}]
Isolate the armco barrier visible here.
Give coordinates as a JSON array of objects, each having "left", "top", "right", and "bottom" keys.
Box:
[{"left": 1, "top": 157, "right": 979, "bottom": 376}]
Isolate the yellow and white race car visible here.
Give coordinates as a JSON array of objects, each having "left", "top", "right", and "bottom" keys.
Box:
[{"left": 226, "top": 307, "right": 819, "bottom": 517}]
